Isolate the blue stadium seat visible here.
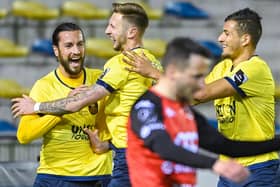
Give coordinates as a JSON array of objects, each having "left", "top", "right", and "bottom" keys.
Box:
[
  {"left": 199, "top": 40, "right": 222, "bottom": 59},
  {"left": 164, "top": 1, "right": 209, "bottom": 19},
  {"left": 31, "top": 39, "right": 54, "bottom": 57},
  {"left": 0, "top": 120, "right": 17, "bottom": 132}
]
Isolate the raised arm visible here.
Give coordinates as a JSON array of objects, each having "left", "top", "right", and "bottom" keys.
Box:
[{"left": 11, "top": 84, "right": 110, "bottom": 117}]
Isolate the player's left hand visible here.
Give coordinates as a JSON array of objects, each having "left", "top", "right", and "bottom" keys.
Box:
[
  {"left": 84, "top": 128, "right": 109, "bottom": 154},
  {"left": 11, "top": 94, "right": 36, "bottom": 118}
]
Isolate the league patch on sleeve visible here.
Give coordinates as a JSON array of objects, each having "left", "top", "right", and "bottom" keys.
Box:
[{"left": 232, "top": 70, "right": 248, "bottom": 86}]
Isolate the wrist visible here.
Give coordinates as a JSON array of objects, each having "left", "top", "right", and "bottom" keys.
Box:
[{"left": 33, "top": 102, "right": 41, "bottom": 113}]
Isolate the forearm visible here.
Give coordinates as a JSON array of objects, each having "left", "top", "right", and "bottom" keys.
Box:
[
  {"left": 197, "top": 116, "right": 280, "bottom": 157},
  {"left": 37, "top": 94, "right": 86, "bottom": 115},
  {"left": 203, "top": 135, "right": 280, "bottom": 157},
  {"left": 37, "top": 84, "right": 108, "bottom": 115},
  {"left": 148, "top": 131, "right": 217, "bottom": 169}
]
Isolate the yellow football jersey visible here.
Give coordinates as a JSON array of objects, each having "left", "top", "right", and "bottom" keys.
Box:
[
  {"left": 96, "top": 48, "right": 162, "bottom": 148},
  {"left": 206, "top": 56, "right": 278, "bottom": 167},
  {"left": 17, "top": 68, "right": 112, "bottom": 179}
]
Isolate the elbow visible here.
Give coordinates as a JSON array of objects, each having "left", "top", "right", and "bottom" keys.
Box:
[
  {"left": 17, "top": 129, "right": 33, "bottom": 144},
  {"left": 17, "top": 134, "right": 31, "bottom": 144}
]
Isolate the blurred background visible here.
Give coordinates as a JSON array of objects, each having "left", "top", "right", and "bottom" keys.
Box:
[{"left": 0, "top": 0, "right": 279, "bottom": 186}]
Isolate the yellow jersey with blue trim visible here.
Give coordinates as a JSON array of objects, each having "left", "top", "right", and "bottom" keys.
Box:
[
  {"left": 205, "top": 56, "right": 278, "bottom": 167},
  {"left": 96, "top": 48, "right": 162, "bottom": 148},
  {"left": 17, "top": 68, "right": 112, "bottom": 179}
]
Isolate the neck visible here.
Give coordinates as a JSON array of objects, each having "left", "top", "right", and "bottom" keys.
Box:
[
  {"left": 232, "top": 48, "right": 255, "bottom": 66},
  {"left": 122, "top": 38, "right": 143, "bottom": 51},
  {"left": 152, "top": 77, "right": 177, "bottom": 101}
]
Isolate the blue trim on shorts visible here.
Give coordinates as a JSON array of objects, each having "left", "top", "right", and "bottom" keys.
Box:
[
  {"left": 247, "top": 159, "right": 279, "bottom": 170},
  {"left": 37, "top": 173, "right": 111, "bottom": 181},
  {"left": 96, "top": 79, "right": 115, "bottom": 93}
]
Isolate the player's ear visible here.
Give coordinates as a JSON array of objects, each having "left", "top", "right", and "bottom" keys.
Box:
[
  {"left": 127, "top": 26, "right": 137, "bottom": 39},
  {"left": 241, "top": 34, "right": 250, "bottom": 47},
  {"left": 53, "top": 45, "right": 59, "bottom": 57}
]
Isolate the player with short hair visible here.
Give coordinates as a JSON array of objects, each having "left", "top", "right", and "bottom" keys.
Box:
[{"left": 16, "top": 22, "right": 112, "bottom": 187}]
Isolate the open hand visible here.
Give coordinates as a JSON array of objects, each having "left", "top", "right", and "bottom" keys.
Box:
[
  {"left": 11, "top": 94, "right": 36, "bottom": 118},
  {"left": 123, "top": 50, "right": 160, "bottom": 80}
]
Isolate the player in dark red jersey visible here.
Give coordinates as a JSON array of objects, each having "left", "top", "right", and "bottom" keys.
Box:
[{"left": 126, "top": 37, "right": 280, "bottom": 187}]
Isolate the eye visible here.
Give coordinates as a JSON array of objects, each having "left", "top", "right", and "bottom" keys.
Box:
[
  {"left": 64, "top": 43, "right": 73, "bottom": 48},
  {"left": 192, "top": 74, "right": 204, "bottom": 79}
]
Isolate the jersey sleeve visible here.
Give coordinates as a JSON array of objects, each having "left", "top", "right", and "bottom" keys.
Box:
[
  {"left": 193, "top": 108, "right": 280, "bottom": 156},
  {"left": 224, "top": 58, "right": 274, "bottom": 97},
  {"left": 130, "top": 98, "right": 217, "bottom": 169},
  {"left": 17, "top": 76, "right": 62, "bottom": 144},
  {"left": 17, "top": 114, "right": 62, "bottom": 144},
  {"left": 96, "top": 56, "right": 129, "bottom": 92}
]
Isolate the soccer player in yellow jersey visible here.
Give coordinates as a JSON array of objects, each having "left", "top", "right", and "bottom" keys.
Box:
[
  {"left": 15, "top": 23, "right": 112, "bottom": 187},
  {"left": 12, "top": 3, "right": 162, "bottom": 187},
  {"left": 118, "top": 7, "right": 279, "bottom": 187},
  {"left": 193, "top": 8, "right": 279, "bottom": 187}
]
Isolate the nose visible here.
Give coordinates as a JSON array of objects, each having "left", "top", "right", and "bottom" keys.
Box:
[
  {"left": 72, "top": 45, "right": 81, "bottom": 54},
  {"left": 218, "top": 33, "right": 224, "bottom": 43},
  {"left": 105, "top": 25, "right": 110, "bottom": 36}
]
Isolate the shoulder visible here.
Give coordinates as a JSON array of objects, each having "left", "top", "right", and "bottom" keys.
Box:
[
  {"left": 85, "top": 68, "right": 103, "bottom": 77},
  {"left": 132, "top": 91, "right": 160, "bottom": 111},
  {"left": 34, "top": 71, "right": 55, "bottom": 86},
  {"left": 239, "top": 56, "right": 272, "bottom": 76}
]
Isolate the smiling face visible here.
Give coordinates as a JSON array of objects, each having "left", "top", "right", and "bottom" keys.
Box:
[
  {"left": 105, "top": 12, "right": 128, "bottom": 51},
  {"left": 218, "top": 20, "right": 243, "bottom": 60},
  {"left": 53, "top": 30, "right": 85, "bottom": 77}
]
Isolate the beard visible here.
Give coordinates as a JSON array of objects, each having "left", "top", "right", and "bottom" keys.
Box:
[
  {"left": 58, "top": 54, "right": 85, "bottom": 76},
  {"left": 113, "top": 34, "right": 127, "bottom": 51}
]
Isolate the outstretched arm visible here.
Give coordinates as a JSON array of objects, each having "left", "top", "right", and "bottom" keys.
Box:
[
  {"left": 11, "top": 84, "right": 110, "bottom": 117},
  {"left": 130, "top": 100, "right": 249, "bottom": 183},
  {"left": 193, "top": 109, "right": 280, "bottom": 156}
]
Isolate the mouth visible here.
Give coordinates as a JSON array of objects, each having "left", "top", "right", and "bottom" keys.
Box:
[
  {"left": 69, "top": 57, "right": 81, "bottom": 67},
  {"left": 108, "top": 36, "right": 116, "bottom": 44}
]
